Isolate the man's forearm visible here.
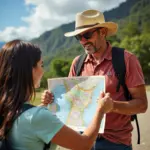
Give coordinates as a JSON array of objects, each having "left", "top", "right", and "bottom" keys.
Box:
[{"left": 112, "top": 98, "right": 147, "bottom": 115}]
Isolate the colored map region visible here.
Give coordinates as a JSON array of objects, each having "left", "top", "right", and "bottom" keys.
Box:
[{"left": 48, "top": 76, "right": 106, "bottom": 150}]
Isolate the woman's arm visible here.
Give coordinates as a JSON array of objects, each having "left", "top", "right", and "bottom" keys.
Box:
[{"left": 51, "top": 92, "right": 113, "bottom": 150}]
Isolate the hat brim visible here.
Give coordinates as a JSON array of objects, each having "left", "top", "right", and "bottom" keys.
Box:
[{"left": 64, "top": 22, "right": 118, "bottom": 37}]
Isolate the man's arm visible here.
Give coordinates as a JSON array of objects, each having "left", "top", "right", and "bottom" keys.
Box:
[
  {"left": 112, "top": 84, "right": 148, "bottom": 115},
  {"left": 112, "top": 51, "right": 148, "bottom": 115}
]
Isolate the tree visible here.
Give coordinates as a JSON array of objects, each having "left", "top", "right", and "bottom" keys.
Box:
[
  {"left": 120, "top": 22, "right": 140, "bottom": 39},
  {"left": 120, "top": 34, "right": 150, "bottom": 83},
  {"left": 50, "top": 58, "right": 72, "bottom": 77}
]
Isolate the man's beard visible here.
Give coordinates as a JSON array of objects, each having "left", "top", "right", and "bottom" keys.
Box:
[{"left": 83, "top": 42, "right": 98, "bottom": 54}]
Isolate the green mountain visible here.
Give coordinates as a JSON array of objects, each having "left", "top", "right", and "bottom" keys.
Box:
[
  {"left": 31, "top": 0, "right": 140, "bottom": 55},
  {"left": 104, "top": 0, "right": 140, "bottom": 21},
  {"left": 31, "top": 0, "right": 150, "bottom": 70},
  {"left": 31, "top": 22, "right": 76, "bottom": 56}
]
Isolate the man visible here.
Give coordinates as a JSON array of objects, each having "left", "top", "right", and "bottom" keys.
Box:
[
  {"left": 42, "top": 9, "right": 147, "bottom": 150},
  {"left": 63, "top": 9, "right": 148, "bottom": 150}
]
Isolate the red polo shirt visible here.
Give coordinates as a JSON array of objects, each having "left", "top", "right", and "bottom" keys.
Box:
[{"left": 68, "top": 42, "right": 145, "bottom": 145}]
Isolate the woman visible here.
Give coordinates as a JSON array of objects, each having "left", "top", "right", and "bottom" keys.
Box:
[{"left": 0, "top": 39, "right": 113, "bottom": 150}]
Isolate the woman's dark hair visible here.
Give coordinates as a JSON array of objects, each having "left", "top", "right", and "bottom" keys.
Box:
[{"left": 0, "top": 39, "right": 41, "bottom": 138}]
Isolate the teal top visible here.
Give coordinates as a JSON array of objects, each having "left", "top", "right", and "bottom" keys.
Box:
[{"left": 8, "top": 106, "right": 64, "bottom": 150}]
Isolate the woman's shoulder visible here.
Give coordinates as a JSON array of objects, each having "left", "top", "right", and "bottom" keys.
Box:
[
  {"left": 31, "top": 106, "right": 54, "bottom": 119},
  {"left": 28, "top": 106, "right": 50, "bottom": 114},
  {"left": 22, "top": 106, "right": 54, "bottom": 120},
  {"left": 22, "top": 106, "right": 63, "bottom": 125}
]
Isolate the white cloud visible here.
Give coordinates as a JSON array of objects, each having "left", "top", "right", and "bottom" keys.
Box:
[{"left": 0, "top": 0, "right": 126, "bottom": 42}]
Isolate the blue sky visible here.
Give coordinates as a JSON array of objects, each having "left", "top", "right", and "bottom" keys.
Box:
[
  {"left": 0, "top": 0, "right": 126, "bottom": 42},
  {"left": 0, "top": 0, "right": 31, "bottom": 30}
]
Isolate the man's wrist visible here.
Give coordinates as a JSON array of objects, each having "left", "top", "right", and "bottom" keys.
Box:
[{"left": 112, "top": 101, "right": 118, "bottom": 112}]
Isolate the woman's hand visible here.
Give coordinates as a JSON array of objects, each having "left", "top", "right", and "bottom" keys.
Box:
[
  {"left": 39, "top": 90, "right": 54, "bottom": 106},
  {"left": 97, "top": 92, "right": 114, "bottom": 113}
]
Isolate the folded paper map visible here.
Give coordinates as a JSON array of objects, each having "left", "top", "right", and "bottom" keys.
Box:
[{"left": 48, "top": 76, "right": 105, "bottom": 150}]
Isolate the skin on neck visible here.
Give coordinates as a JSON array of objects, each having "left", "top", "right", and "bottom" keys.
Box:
[{"left": 92, "top": 40, "right": 107, "bottom": 61}]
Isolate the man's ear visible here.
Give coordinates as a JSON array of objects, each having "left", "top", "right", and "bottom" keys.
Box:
[{"left": 100, "top": 28, "right": 108, "bottom": 37}]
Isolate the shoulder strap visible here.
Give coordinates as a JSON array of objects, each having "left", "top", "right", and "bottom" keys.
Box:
[
  {"left": 112, "top": 47, "right": 131, "bottom": 100},
  {"left": 21, "top": 104, "right": 51, "bottom": 149},
  {"left": 112, "top": 47, "right": 140, "bottom": 144},
  {"left": 0, "top": 104, "right": 51, "bottom": 149},
  {"left": 20, "top": 103, "right": 35, "bottom": 114},
  {"left": 0, "top": 104, "right": 36, "bottom": 149},
  {"left": 74, "top": 54, "right": 87, "bottom": 76},
  {"left": 0, "top": 104, "right": 35, "bottom": 125}
]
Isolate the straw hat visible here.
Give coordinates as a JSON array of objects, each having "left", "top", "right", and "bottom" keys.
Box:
[{"left": 64, "top": 9, "right": 118, "bottom": 37}]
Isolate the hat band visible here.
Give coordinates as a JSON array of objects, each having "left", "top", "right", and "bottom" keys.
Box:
[{"left": 75, "top": 23, "right": 99, "bottom": 30}]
